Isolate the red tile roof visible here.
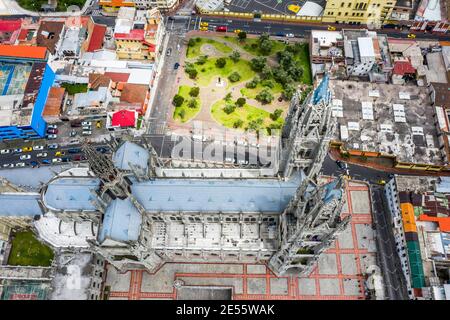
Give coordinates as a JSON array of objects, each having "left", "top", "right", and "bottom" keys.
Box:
[
  {"left": 111, "top": 110, "right": 136, "bottom": 127},
  {"left": 393, "top": 60, "right": 416, "bottom": 76},
  {"left": 0, "top": 20, "right": 21, "bottom": 32},
  {"left": 114, "top": 29, "right": 145, "bottom": 41},
  {"left": 87, "top": 24, "right": 107, "bottom": 52},
  {"left": 104, "top": 72, "right": 130, "bottom": 83},
  {"left": 43, "top": 87, "right": 65, "bottom": 117},
  {"left": 0, "top": 44, "right": 47, "bottom": 60},
  {"left": 18, "top": 29, "right": 29, "bottom": 41}
]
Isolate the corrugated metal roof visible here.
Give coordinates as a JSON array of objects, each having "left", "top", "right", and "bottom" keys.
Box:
[
  {"left": 113, "top": 141, "right": 149, "bottom": 171},
  {"left": 0, "top": 193, "right": 43, "bottom": 216},
  {"left": 0, "top": 44, "right": 47, "bottom": 60},
  {"left": 43, "top": 177, "right": 100, "bottom": 211},
  {"left": 98, "top": 198, "right": 141, "bottom": 243}
]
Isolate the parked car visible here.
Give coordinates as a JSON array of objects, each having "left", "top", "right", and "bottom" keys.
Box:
[
  {"left": 47, "top": 134, "right": 57, "bottom": 139},
  {"left": 19, "top": 154, "right": 31, "bottom": 160},
  {"left": 22, "top": 146, "right": 33, "bottom": 152},
  {"left": 68, "top": 148, "right": 81, "bottom": 154},
  {"left": 2, "top": 163, "right": 13, "bottom": 168},
  {"left": 30, "top": 161, "right": 39, "bottom": 167},
  {"left": 72, "top": 154, "right": 87, "bottom": 161},
  {"left": 15, "top": 162, "right": 26, "bottom": 167},
  {"left": 41, "top": 159, "right": 51, "bottom": 165},
  {"left": 96, "top": 121, "right": 102, "bottom": 128},
  {"left": 0, "top": 149, "right": 10, "bottom": 154},
  {"left": 55, "top": 151, "right": 65, "bottom": 157},
  {"left": 33, "top": 145, "right": 44, "bottom": 151},
  {"left": 52, "top": 158, "right": 62, "bottom": 163},
  {"left": 96, "top": 147, "right": 109, "bottom": 153},
  {"left": 47, "top": 124, "right": 57, "bottom": 129},
  {"left": 82, "top": 121, "right": 92, "bottom": 126},
  {"left": 13, "top": 148, "right": 22, "bottom": 153},
  {"left": 47, "top": 144, "right": 59, "bottom": 149},
  {"left": 70, "top": 120, "right": 82, "bottom": 127},
  {"left": 70, "top": 131, "right": 77, "bottom": 137},
  {"left": 36, "top": 152, "right": 47, "bottom": 158},
  {"left": 166, "top": 48, "right": 172, "bottom": 56},
  {"left": 47, "top": 128, "right": 58, "bottom": 134},
  {"left": 174, "top": 62, "right": 180, "bottom": 70},
  {"left": 61, "top": 157, "right": 71, "bottom": 162},
  {"left": 82, "top": 126, "right": 91, "bottom": 130},
  {"left": 285, "top": 33, "right": 295, "bottom": 38},
  {"left": 215, "top": 26, "right": 227, "bottom": 32},
  {"left": 82, "top": 130, "right": 92, "bottom": 135}
]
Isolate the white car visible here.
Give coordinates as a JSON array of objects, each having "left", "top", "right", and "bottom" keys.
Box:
[
  {"left": 0, "top": 149, "right": 10, "bottom": 154},
  {"left": 2, "top": 163, "right": 13, "bottom": 168},
  {"left": 47, "top": 134, "right": 57, "bottom": 139},
  {"left": 33, "top": 145, "right": 44, "bottom": 151},
  {"left": 15, "top": 162, "right": 26, "bottom": 167},
  {"left": 82, "top": 121, "right": 92, "bottom": 126},
  {"left": 82, "top": 126, "right": 91, "bottom": 130},
  {"left": 47, "top": 124, "right": 57, "bottom": 129},
  {"left": 225, "top": 157, "right": 235, "bottom": 164},
  {"left": 36, "top": 152, "right": 47, "bottom": 158},
  {"left": 285, "top": 33, "right": 295, "bottom": 38},
  {"left": 237, "top": 159, "right": 249, "bottom": 165},
  {"left": 82, "top": 130, "right": 92, "bottom": 135},
  {"left": 52, "top": 158, "right": 62, "bottom": 163},
  {"left": 19, "top": 154, "right": 31, "bottom": 160}
]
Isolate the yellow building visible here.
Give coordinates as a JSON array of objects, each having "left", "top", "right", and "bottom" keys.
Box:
[
  {"left": 322, "top": 0, "right": 397, "bottom": 26},
  {"left": 114, "top": 8, "right": 164, "bottom": 61},
  {"left": 99, "top": 0, "right": 135, "bottom": 14}
]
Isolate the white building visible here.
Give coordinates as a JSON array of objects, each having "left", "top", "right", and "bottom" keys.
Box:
[{"left": 345, "top": 37, "right": 376, "bottom": 77}]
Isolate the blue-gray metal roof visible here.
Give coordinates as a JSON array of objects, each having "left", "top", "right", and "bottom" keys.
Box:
[
  {"left": 0, "top": 193, "right": 43, "bottom": 216},
  {"left": 98, "top": 198, "right": 141, "bottom": 243},
  {"left": 44, "top": 177, "right": 100, "bottom": 211},
  {"left": 436, "top": 177, "right": 450, "bottom": 193},
  {"left": 113, "top": 141, "right": 149, "bottom": 171},
  {"left": 131, "top": 173, "right": 303, "bottom": 213}
]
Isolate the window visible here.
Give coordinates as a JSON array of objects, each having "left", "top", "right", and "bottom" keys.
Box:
[
  {"left": 368, "top": 13, "right": 372, "bottom": 17},
  {"left": 341, "top": 2, "right": 344, "bottom": 7},
  {"left": 348, "top": 3, "right": 351, "bottom": 7},
  {"left": 345, "top": 12, "right": 348, "bottom": 16},
  {"left": 352, "top": 12, "right": 355, "bottom": 16},
  {"left": 338, "top": 12, "right": 341, "bottom": 15}
]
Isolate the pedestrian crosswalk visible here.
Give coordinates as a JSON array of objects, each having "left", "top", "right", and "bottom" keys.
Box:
[{"left": 91, "top": 9, "right": 101, "bottom": 16}]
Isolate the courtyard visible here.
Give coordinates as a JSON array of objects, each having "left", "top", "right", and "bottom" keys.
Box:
[
  {"left": 7, "top": 231, "right": 54, "bottom": 267},
  {"left": 169, "top": 32, "right": 312, "bottom": 137}
]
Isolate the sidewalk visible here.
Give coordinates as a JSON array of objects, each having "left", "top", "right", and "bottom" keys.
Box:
[{"left": 329, "top": 148, "right": 450, "bottom": 177}]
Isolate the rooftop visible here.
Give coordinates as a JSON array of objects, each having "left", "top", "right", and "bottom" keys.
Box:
[
  {"left": 331, "top": 80, "right": 442, "bottom": 165},
  {"left": 43, "top": 87, "right": 65, "bottom": 118},
  {"left": 87, "top": 24, "right": 106, "bottom": 53},
  {"left": 0, "top": 45, "right": 47, "bottom": 60},
  {"left": 36, "top": 21, "right": 65, "bottom": 54}
]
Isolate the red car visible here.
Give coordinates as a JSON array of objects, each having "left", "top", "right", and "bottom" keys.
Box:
[
  {"left": 216, "top": 26, "right": 227, "bottom": 32},
  {"left": 47, "top": 128, "right": 58, "bottom": 134}
]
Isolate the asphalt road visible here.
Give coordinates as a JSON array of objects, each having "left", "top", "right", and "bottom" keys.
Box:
[
  {"left": 371, "top": 186, "right": 410, "bottom": 300},
  {"left": 193, "top": 16, "right": 450, "bottom": 41}
]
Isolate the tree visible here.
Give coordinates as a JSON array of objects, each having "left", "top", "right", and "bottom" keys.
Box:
[
  {"left": 228, "top": 72, "right": 241, "bottom": 83},
  {"left": 188, "top": 38, "right": 196, "bottom": 47},
  {"left": 236, "top": 97, "right": 246, "bottom": 107},
  {"left": 185, "top": 63, "right": 198, "bottom": 79},
  {"left": 233, "top": 119, "right": 244, "bottom": 128},
  {"left": 237, "top": 31, "right": 247, "bottom": 41},
  {"left": 270, "top": 108, "right": 283, "bottom": 121},
  {"left": 188, "top": 98, "right": 197, "bottom": 109},
  {"left": 250, "top": 57, "right": 267, "bottom": 72},
  {"left": 225, "top": 92, "right": 232, "bottom": 101},
  {"left": 261, "top": 65, "right": 272, "bottom": 80},
  {"left": 258, "top": 33, "right": 270, "bottom": 44},
  {"left": 247, "top": 118, "right": 264, "bottom": 132},
  {"left": 256, "top": 88, "right": 274, "bottom": 104},
  {"left": 196, "top": 55, "right": 208, "bottom": 65},
  {"left": 229, "top": 50, "right": 240, "bottom": 62},
  {"left": 223, "top": 104, "right": 236, "bottom": 114},
  {"left": 215, "top": 57, "right": 227, "bottom": 68},
  {"left": 282, "top": 84, "right": 296, "bottom": 100},
  {"left": 260, "top": 39, "right": 273, "bottom": 55},
  {"left": 172, "top": 94, "right": 184, "bottom": 107},
  {"left": 267, "top": 122, "right": 283, "bottom": 135},
  {"left": 261, "top": 80, "right": 274, "bottom": 89},
  {"left": 189, "top": 87, "right": 200, "bottom": 97},
  {"left": 179, "top": 108, "right": 186, "bottom": 119}
]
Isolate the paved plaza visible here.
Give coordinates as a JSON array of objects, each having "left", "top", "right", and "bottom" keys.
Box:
[{"left": 105, "top": 180, "right": 378, "bottom": 300}]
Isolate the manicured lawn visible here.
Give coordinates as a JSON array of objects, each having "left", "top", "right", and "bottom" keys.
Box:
[
  {"left": 193, "top": 57, "right": 255, "bottom": 87},
  {"left": 295, "top": 43, "right": 313, "bottom": 85},
  {"left": 226, "top": 37, "right": 287, "bottom": 56},
  {"left": 60, "top": 83, "right": 88, "bottom": 95},
  {"left": 18, "top": 0, "right": 85, "bottom": 11},
  {"left": 211, "top": 100, "right": 283, "bottom": 133},
  {"left": 173, "top": 85, "right": 201, "bottom": 123},
  {"left": 7, "top": 231, "right": 54, "bottom": 267},
  {"left": 240, "top": 81, "right": 284, "bottom": 99},
  {"left": 187, "top": 37, "right": 233, "bottom": 59}
]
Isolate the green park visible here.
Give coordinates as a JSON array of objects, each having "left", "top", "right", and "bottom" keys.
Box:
[
  {"left": 171, "top": 31, "right": 312, "bottom": 134},
  {"left": 7, "top": 231, "right": 54, "bottom": 267}
]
